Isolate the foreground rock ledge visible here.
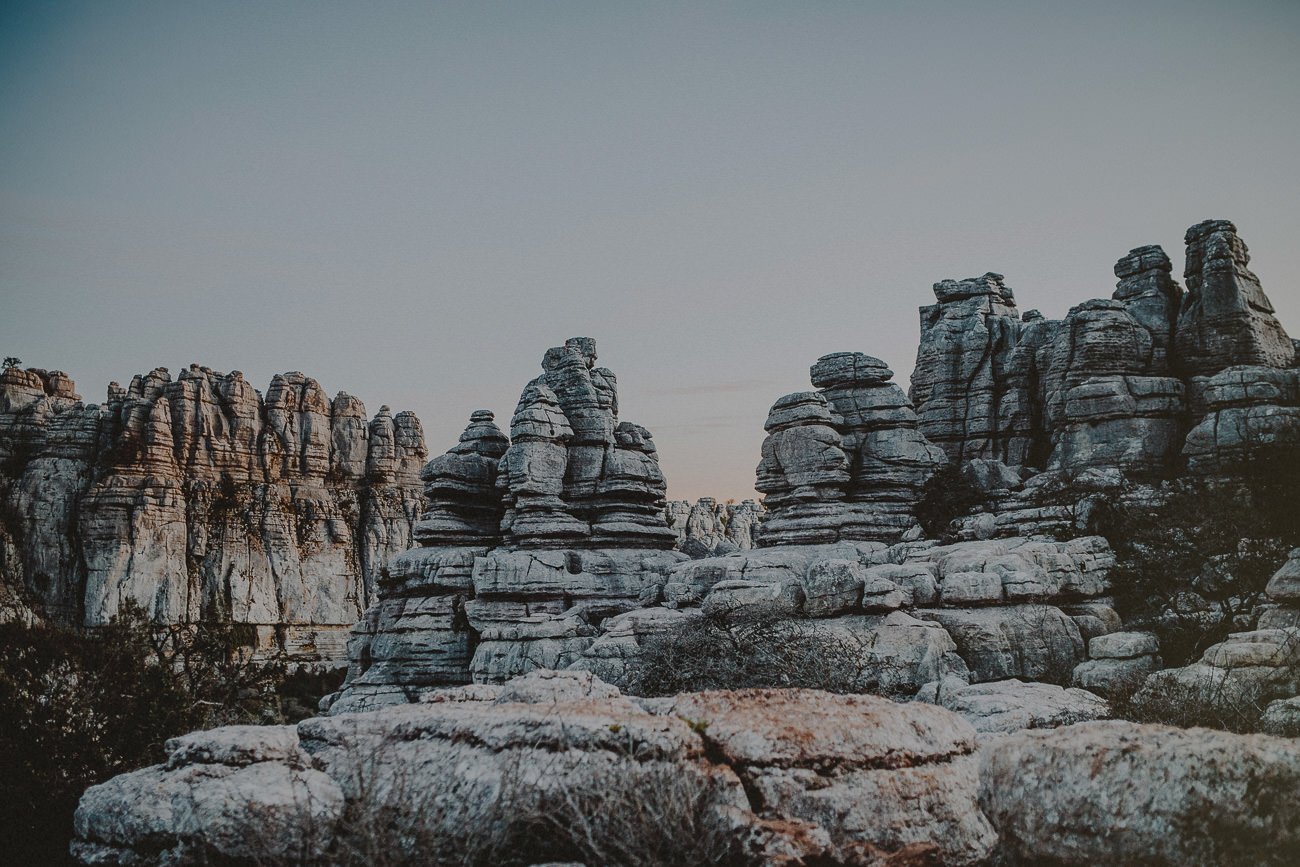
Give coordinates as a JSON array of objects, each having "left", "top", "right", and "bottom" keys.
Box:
[
  {"left": 73, "top": 675, "right": 995, "bottom": 865},
  {"left": 980, "top": 720, "right": 1300, "bottom": 866}
]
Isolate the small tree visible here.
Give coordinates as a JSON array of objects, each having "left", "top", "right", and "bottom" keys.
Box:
[
  {"left": 2, "top": 357, "right": 20, "bottom": 370},
  {"left": 1096, "top": 445, "right": 1300, "bottom": 665}
]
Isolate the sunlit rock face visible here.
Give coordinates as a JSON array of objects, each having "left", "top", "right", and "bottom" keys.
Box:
[{"left": 0, "top": 364, "right": 426, "bottom": 659}]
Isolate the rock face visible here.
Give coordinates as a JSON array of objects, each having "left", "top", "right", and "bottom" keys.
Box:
[
  {"left": 665, "top": 497, "right": 762, "bottom": 556},
  {"left": 906, "top": 220, "right": 1293, "bottom": 484},
  {"left": 757, "top": 354, "right": 945, "bottom": 545},
  {"left": 74, "top": 675, "right": 998, "bottom": 866},
  {"left": 335, "top": 339, "right": 688, "bottom": 709},
  {"left": 0, "top": 365, "right": 426, "bottom": 658},
  {"left": 895, "top": 219, "right": 1296, "bottom": 542},
  {"left": 980, "top": 720, "right": 1300, "bottom": 866},
  {"left": 1175, "top": 219, "right": 1296, "bottom": 376}
]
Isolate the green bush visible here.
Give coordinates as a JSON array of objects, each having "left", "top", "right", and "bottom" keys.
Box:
[
  {"left": 1096, "top": 446, "right": 1300, "bottom": 666},
  {"left": 0, "top": 605, "right": 289, "bottom": 864},
  {"left": 915, "top": 464, "right": 985, "bottom": 541}
]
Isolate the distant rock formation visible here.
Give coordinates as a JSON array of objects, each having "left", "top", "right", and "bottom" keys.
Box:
[
  {"left": 664, "top": 497, "right": 762, "bottom": 556},
  {"left": 0, "top": 364, "right": 426, "bottom": 659},
  {"left": 907, "top": 220, "right": 1295, "bottom": 481}
]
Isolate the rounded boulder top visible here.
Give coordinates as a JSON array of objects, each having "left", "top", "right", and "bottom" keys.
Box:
[{"left": 810, "top": 352, "right": 894, "bottom": 389}]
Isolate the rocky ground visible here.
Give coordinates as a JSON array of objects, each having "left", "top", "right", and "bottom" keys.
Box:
[{"left": 72, "top": 669, "right": 1300, "bottom": 866}]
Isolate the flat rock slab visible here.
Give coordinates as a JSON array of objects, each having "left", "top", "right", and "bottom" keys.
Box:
[{"left": 980, "top": 720, "right": 1300, "bottom": 866}]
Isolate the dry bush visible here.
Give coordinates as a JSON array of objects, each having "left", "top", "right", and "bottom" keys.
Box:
[
  {"left": 623, "top": 606, "right": 912, "bottom": 698},
  {"left": 0, "top": 603, "right": 288, "bottom": 865}
]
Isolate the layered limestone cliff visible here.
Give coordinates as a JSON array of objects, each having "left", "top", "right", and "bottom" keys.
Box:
[{"left": 0, "top": 364, "right": 426, "bottom": 659}]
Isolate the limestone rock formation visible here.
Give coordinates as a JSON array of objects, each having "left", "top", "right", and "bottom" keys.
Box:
[
  {"left": 980, "top": 720, "right": 1300, "bottom": 866},
  {"left": 756, "top": 354, "right": 944, "bottom": 546},
  {"left": 75, "top": 676, "right": 998, "bottom": 866},
  {"left": 1260, "top": 548, "right": 1300, "bottom": 629},
  {"left": 1182, "top": 365, "right": 1300, "bottom": 473},
  {"left": 333, "top": 338, "right": 687, "bottom": 707},
  {"left": 1134, "top": 626, "right": 1300, "bottom": 716},
  {"left": 916, "top": 676, "right": 1110, "bottom": 737},
  {"left": 1070, "top": 630, "right": 1161, "bottom": 696},
  {"left": 665, "top": 497, "right": 762, "bottom": 555},
  {"left": 0, "top": 364, "right": 426, "bottom": 659},
  {"left": 1175, "top": 219, "right": 1296, "bottom": 376}
]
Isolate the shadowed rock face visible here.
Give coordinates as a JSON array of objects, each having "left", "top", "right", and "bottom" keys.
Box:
[
  {"left": 904, "top": 220, "right": 1295, "bottom": 478},
  {"left": 1176, "top": 219, "right": 1296, "bottom": 376},
  {"left": 0, "top": 364, "right": 426, "bottom": 655},
  {"left": 756, "top": 354, "right": 946, "bottom": 546}
]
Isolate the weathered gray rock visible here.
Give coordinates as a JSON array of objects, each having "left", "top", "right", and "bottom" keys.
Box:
[
  {"left": 413, "top": 410, "right": 508, "bottom": 546},
  {"left": 916, "top": 676, "right": 1109, "bottom": 735},
  {"left": 1135, "top": 626, "right": 1300, "bottom": 717},
  {"left": 75, "top": 680, "right": 998, "bottom": 865},
  {"left": 73, "top": 725, "right": 344, "bottom": 865},
  {"left": 1071, "top": 631, "right": 1161, "bottom": 696},
  {"left": 1183, "top": 365, "right": 1300, "bottom": 473},
  {"left": 665, "top": 497, "right": 762, "bottom": 555},
  {"left": 1175, "top": 219, "right": 1296, "bottom": 376},
  {"left": 917, "top": 605, "right": 1086, "bottom": 684},
  {"left": 1112, "top": 244, "right": 1183, "bottom": 372},
  {"left": 980, "top": 720, "right": 1300, "bottom": 865},
  {"left": 754, "top": 391, "right": 850, "bottom": 545},
  {"left": 0, "top": 364, "right": 426, "bottom": 655},
  {"left": 911, "top": 273, "right": 1029, "bottom": 464},
  {"left": 1261, "top": 549, "right": 1300, "bottom": 629}
]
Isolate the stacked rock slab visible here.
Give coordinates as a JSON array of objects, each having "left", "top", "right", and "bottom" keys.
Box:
[
  {"left": 910, "top": 273, "right": 1029, "bottom": 465},
  {"left": 1175, "top": 219, "right": 1296, "bottom": 376},
  {"left": 333, "top": 338, "right": 686, "bottom": 710},
  {"left": 0, "top": 364, "right": 425, "bottom": 659},
  {"left": 755, "top": 354, "right": 945, "bottom": 546}
]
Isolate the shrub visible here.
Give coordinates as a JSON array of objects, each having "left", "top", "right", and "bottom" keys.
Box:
[
  {"left": 915, "top": 464, "right": 985, "bottom": 540},
  {"left": 1096, "top": 445, "right": 1300, "bottom": 666},
  {"left": 0, "top": 604, "right": 288, "bottom": 864},
  {"left": 624, "top": 607, "right": 899, "bottom": 698}
]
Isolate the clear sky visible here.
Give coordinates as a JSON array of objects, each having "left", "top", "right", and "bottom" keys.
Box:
[{"left": 2, "top": 1, "right": 1298, "bottom": 501}]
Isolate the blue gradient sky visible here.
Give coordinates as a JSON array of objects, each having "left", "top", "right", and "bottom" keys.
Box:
[{"left": 3, "top": 1, "right": 1298, "bottom": 500}]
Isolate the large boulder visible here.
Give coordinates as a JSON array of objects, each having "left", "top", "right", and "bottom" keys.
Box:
[
  {"left": 980, "top": 720, "right": 1300, "bottom": 865},
  {"left": 73, "top": 679, "right": 997, "bottom": 866}
]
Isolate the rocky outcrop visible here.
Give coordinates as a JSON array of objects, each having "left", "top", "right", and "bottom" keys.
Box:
[
  {"left": 980, "top": 720, "right": 1300, "bottom": 866},
  {"left": 0, "top": 364, "right": 426, "bottom": 659},
  {"left": 916, "top": 676, "right": 1110, "bottom": 737},
  {"left": 1134, "top": 626, "right": 1300, "bottom": 716},
  {"left": 334, "top": 339, "right": 688, "bottom": 708},
  {"left": 1070, "top": 630, "right": 1161, "bottom": 696},
  {"left": 757, "top": 354, "right": 945, "bottom": 546},
  {"left": 74, "top": 674, "right": 998, "bottom": 866},
  {"left": 1260, "top": 548, "right": 1300, "bottom": 629},
  {"left": 1182, "top": 364, "right": 1300, "bottom": 473},
  {"left": 1175, "top": 219, "right": 1296, "bottom": 376},
  {"left": 910, "top": 273, "right": 1027, "bottom": 465},
  {"left": 906, "top": 220, "right": 1293, "bottom": 488},
  {"left": 665, "top": 497, "right": 762, "bottom": 556}
]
